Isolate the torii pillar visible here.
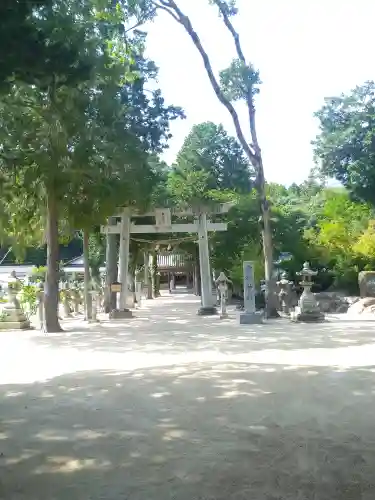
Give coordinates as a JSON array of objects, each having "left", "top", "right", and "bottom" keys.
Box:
[
  {"left": 110, "top": 209, "right": 132, "bottom": 318},
  {"left": 197, "top": 212, "right": 216, "bottom": 315}
]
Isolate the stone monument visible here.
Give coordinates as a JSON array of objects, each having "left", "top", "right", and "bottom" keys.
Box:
[
  {"left": 239, "top": 261, "right": 263, "bottom": 324},
  {"left": 358, "top": 271, "right": 375, "bottom": 297},
  {"left": 0, "top": 271, "right": 31, "bottom": 330},
  {"left": 290, "top": 262, "right": 325, "bottom": 322}
]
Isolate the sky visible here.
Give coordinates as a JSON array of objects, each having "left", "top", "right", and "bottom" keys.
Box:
[{"left": 144, "top": 0, "right": 375, "bottom": 186}]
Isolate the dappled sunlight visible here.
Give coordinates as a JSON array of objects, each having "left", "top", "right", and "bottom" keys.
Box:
[
  {"left": 2, "top": 293, "right": 375, "bottom": 497},
  {"left": 33, "top": 456, "right": 112, "bottom": 475},
  {"left": 1, "top": 363, "right": 375, "bottom": 498},
  {"left": 22, "top": 292, "right": 375, "bottom": 364}
]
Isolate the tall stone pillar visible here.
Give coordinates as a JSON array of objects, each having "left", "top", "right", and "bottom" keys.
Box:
[
  {"left": 239, "top": 261, "right": 263, "bottom": 324},
  {"left": 111, "top": 210, "right": 132, "bottom": 318},
  {"left": 104, "top": 216, "right": 118, "bottom": 313},
  {"left": 197, "top": 212, "right": 216, "bottom": 315},
  {"left": 118, "top": 210, "right": 131, "bottom": 311}
]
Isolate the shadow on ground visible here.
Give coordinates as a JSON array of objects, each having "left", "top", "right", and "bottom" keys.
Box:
[
  {"left": 31, "top": 310, "right": 375, "bottom": 355},
  {"left": 1, "top": 363, "right": 375, "bottom": 499}
]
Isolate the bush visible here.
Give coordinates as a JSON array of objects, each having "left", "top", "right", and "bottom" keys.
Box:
[{"left": 19, "top": 284, "right": 38, "bottom": 318}]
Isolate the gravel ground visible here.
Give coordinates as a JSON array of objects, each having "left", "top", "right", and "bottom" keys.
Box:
[{"left": 1, "top": 292, "right": 375, "bottom": 499}]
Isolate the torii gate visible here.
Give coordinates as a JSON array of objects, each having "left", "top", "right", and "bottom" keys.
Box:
[{"left": 100, "top": 204, "right": 232, "bottom": 315}]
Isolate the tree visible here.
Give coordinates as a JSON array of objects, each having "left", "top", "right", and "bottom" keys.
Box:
[
  {"left": 303, "top": 189, "right": 374, "bottom": 292},
  {"left": 149, "top": 0, "right": 277, "bottom": 316},
  {"left": 173, "top": 122, "right": 252, "bottom": 194},
  {"left": 0, "top": 0, "right": 72, "bottom": 86},
  {"left": 314, "top": 81, "right": 375, "bottom": 205},
  {"left": 0, "top": 0, "right": 99, "bottom": 98},
  {"left": 0, "top": 0, "right": 181, "bottom": 331}
]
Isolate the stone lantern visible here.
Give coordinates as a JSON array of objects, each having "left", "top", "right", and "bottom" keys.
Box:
[
  {"left": 291, "top": 262, "right": 324, "bottom": 322},
  {"left": 0, "top": 271, "right": 31, "bottom": 330}
]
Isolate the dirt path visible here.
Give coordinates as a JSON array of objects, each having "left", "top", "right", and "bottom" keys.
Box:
[{"left": 1, "top": 292, "right": 375, "bottom": 499}]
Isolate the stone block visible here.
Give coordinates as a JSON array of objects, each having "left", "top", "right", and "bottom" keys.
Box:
[
  {"left": 358, "top": 271, "right": 375, "bottom": 297},
  {"left": 290, "top": 308, "right": 325, "bottom": 323},
  {"left": 239, "top": 312, "right": 263, "bottom": 324},
  {"left": 0, "top": 320, "right": 31, "bottom": 330},
  {"left": 197, "top": 306, "right": 217, "bottom": 316},
  {"left": 109, "top": 309, "right": 133, "bottom": 319}
]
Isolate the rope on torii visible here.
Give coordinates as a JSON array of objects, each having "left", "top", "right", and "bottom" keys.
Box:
[{"left": 130, "top": 235, "right": 198, "bottom": 245}]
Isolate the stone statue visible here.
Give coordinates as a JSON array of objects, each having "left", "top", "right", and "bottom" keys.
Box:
[
  {"left": 276, "top": 272, "right": 293, "bottom": 315},
  {"left": 215, "top": 272, "right": 231, "bottom": 319}
]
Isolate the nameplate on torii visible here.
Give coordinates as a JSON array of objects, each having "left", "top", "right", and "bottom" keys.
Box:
[{"left": 101, "top": 222, "right": 228, "bottom": 234}]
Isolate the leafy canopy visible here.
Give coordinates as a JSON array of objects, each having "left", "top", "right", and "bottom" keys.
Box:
[
  {"left": 168, "top": 121, "right": 252, "bottom": 207},
  {"left": 314, "top": 81, "right": 375, "bottom": 206}
]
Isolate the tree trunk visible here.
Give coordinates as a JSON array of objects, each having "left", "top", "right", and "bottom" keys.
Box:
[
  {"left": 44, "top": 187, "right": 62, "bottom": 332},
  {"left": 104, "top": 217, "right": 118, "bottom": 313},
  {"left": 152, "top": 1, "right": 279, "bottom": 317},
  {"left": 83, "top": 229, "right": 92, "bottom": 321}
]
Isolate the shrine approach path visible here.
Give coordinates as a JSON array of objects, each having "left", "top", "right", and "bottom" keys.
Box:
[{"left": 1, "top": 290, "right": 375, "bottom": 499}]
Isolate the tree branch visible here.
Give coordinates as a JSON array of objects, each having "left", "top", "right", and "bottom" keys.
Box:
[
  {"left": 125, "top": 9, "right": 157, "bottom": 34},
  {"left": 214, "top": 1, "right": 261, "bottom": 157},
  {"left": 151, "top": 1, "right": 181, "bottom": 22},
  {"left": 150, "top": 0, "right": 257, "bottom": 165}
]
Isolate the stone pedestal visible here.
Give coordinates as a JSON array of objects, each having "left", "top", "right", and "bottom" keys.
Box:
[
  {"left": 290, "top": 306, "right": 325, "bottom": 323},
  {"left": 197, "top": 305, "right": 217, "bottom": 316},
  {"left": 239, "top": 312, "right": 263, "bottom": 324},
  {"left": 109, "top": 309, "right": 133, "bottom": 319},
  {"left": 0, "top": 304, "right": 31, "bottom": 330}
]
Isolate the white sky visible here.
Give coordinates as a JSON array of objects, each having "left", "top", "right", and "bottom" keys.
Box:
[{"left": 145, "top": 0, "right": 375, "bottom": 185}]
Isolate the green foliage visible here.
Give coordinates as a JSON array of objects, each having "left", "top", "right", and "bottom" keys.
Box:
[
  {"left": 314, "top": 81, "right": 375, "bottom": 206},
  {"left": 208, "top": 0, "right": 238, "bottom": 16},
  {"left": 211, "top": 192, "right": 260, "bottom": 273},
  {"left": 168, "top": 121, "right": 252, "bottom": 208},
  {"left": 29, "top": 266, "right": 48, "bottom": 284},
  {"left": 19, "top": 284, "right": 38, "bottom": 318},
  {"left": 0, "top": 0, "right": 89, "bottom": 88},
  {"left": 168, "top": 170, "right": 212, "bottom": 206},
  {"left": 220, "top": 60, "right": 261, "bottom": 101}
]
